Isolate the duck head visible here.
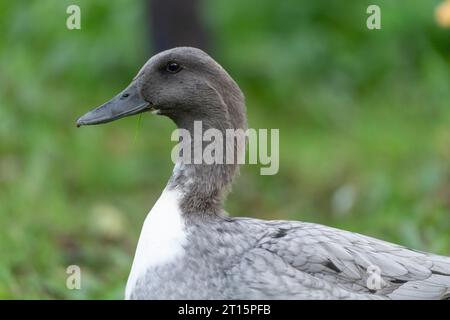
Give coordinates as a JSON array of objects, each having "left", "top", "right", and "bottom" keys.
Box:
[
  {"left": 77, "top": 47, "right": 248, "bottom": 216},
  {"left": 76, "top": 47, "right": 246, "bottom": 133}
]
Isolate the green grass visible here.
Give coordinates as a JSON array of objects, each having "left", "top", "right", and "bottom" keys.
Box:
[{"left": 0, "top": 0, "right": 449, "bottom": 299}]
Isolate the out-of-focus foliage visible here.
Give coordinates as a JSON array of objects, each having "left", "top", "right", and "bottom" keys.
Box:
[{"left": 0, "top": 0, "right": 449, "bottom": 299}]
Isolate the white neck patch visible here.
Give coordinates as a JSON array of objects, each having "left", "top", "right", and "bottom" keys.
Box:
[{"left": 125, "top": 187, "right": 186, "bottom": 299}]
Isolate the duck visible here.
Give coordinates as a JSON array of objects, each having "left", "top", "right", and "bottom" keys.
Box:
[{"left": 77, "top": 47, "right": 450, "bottom": 300}]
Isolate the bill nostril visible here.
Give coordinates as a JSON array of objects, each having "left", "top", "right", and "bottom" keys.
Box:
[{"left": 121, "top": 93, "right": 130, "bottom": 99}]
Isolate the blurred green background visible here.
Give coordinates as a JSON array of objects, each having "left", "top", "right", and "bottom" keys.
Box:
[{"left": 0, "top": 0, "right": 449, "bottom": 299}]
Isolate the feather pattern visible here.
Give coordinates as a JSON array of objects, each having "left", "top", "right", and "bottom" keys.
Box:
[{"left": 129, "top": 216, "right": 450, "bottom": 299}]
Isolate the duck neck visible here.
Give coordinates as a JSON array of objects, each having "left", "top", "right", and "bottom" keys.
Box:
[
  {"left": 167, "top": 121, "right": 241, "bottom": 218},
  {"left": 165, "top": 79, "right": 247, "bottom": 217},
  {"left": 167, "top": 162, "right": 235, "bottom": 218}
]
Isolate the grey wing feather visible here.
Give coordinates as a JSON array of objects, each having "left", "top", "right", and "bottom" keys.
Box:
[{"left": 237, "top": 219, "right": 450, "bottom": 299}]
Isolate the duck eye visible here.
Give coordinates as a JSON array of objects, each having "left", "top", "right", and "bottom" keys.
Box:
[{"left": 166, "top": 62, "right": 181, "bottom": 73}]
